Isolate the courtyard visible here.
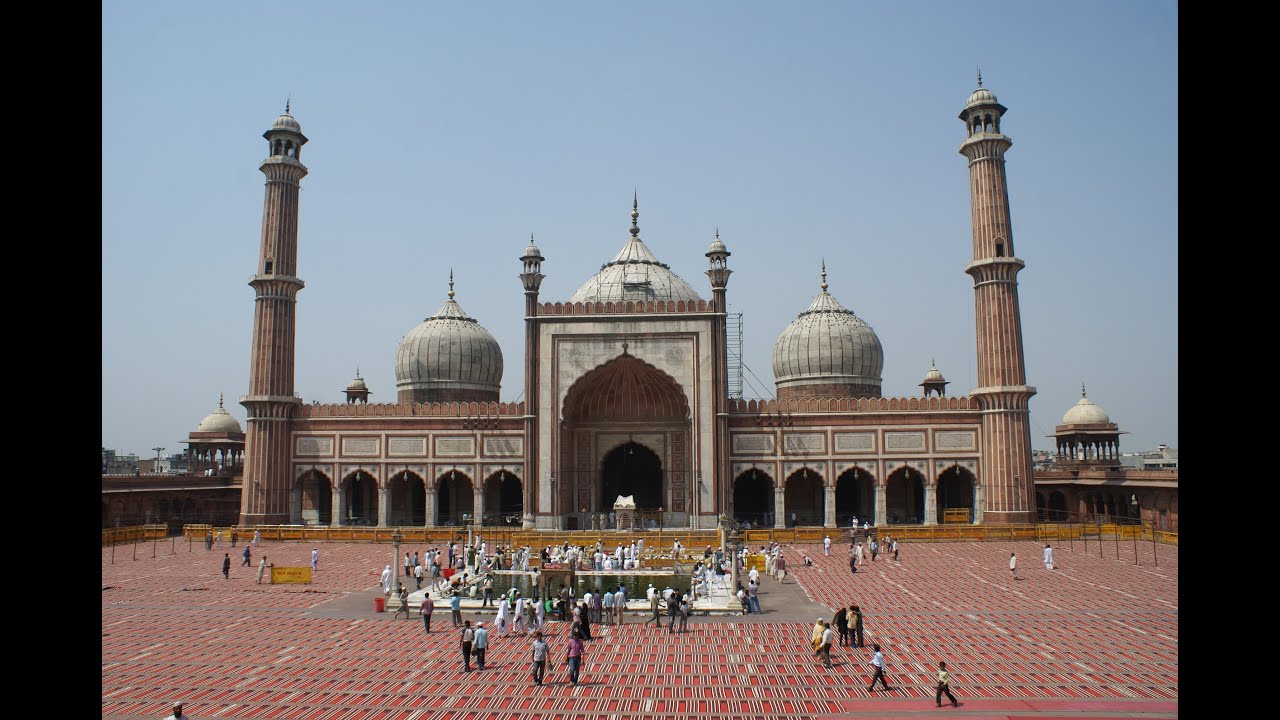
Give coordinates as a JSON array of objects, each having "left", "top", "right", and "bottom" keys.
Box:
[{"left": 102, "top": 536, "right": 1177, "bottom": 719}]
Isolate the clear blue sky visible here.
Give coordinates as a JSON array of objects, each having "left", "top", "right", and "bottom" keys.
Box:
[{"left": 102, "top": 2, "right": 1177, "bottom": 460}]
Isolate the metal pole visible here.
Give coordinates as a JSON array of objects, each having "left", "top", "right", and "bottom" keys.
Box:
[
  {"left": 1131, "top": 522, "right": 1138, "bottom": 565},
  {"left": 153, "top": 533, "right": 158, "bottom": 558},
  {"left": 111, "top": 542, "right": 115, "bottom": 565},
  {"left": 172, "top": 535, "right": 176, "bottom": 555},
  {"left": 1151, "top": 521, "right": 1157, "bottom": 567},
  {"left": 1097, "top": 522, "right": 1102, "bottom": 558},
  {"left": 1080, "top": 520, "right": 1085, "bottom": 554},
  {"left": 133, "top": 534, "right": 138, "bottom": 561}
]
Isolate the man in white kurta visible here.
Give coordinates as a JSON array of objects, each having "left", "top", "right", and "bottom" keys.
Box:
[
  {"left": 380, "top": 564, "right": 393, "bottom": 594},
  {"left": 1043, "top": 544, "right": 1054, "bottom": 570},
  {"left": 496, "top": 595, "right": 511, "bottom": 636},
  {"left": 748, "top": 565, "right": 760, "bottom": 584}
]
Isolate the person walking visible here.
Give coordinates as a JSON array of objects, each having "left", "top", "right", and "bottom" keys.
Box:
[
  {"left": 392, "top": 585, "right": 411, "bottom": 619},
  {"left": 678, "top": 594, "right": 691, "bottom": 633},
  {"left": 1009, "top": 552, "right": 1019, "bottom": 580},
  {"left": 215, "top": 530, "right": 223, "bottom": 548},
  {"left": 256, "top": 556, "right": 269, "bottom": 584},
  {"left": 851, "top": 604, "right": 865, "bottom": 647},
  {"left": 221, "top": 553, "right": 231, "bottom": 579},
  {"left": 833, "top": 606, "right": 849, "bottom": 647},
  {"left": 869, "top": 538, "right": 878, "bottom": 562},
  {"left": 1043, "top": 543, "right": 1054, "bottom": 570},
  {"left": 230, "top": 530, "right": 238, "bottom": 548},
  {"left": 866, "top": 644, "right": 893, "bottom": 691},
  {"left": 205, "top": 530, "right": 213, "bottom": 551},
  {"left": 666, "top": 592, "right": 680, "bottom": 632},
  {"left": 241, "top": 545, "right": 252, "bottom": 566},
  {"left": 450, "top": 591, "right": 462, "bottom": 627},
  {"left": 311, "top": 548, "right": 319, "bottom": 571},
  {"left": 747, "top": 578, "right": 761, "bottom": 614},
  {"left": 459, "top": 620, "right": 474, "bottom": 672},
  {"left": 614, "top": 585, "right": 627, "bottom": 625},
  {"left": 535, "top": 593, "right": 546, "bottom": 630},
  {"left": 564, "top": 630, "right": 584, "bottom": 686},
  {"left": 252, "top": 529, "right": 261, "bottom": 546},
  {"left": 379, "top": 564, "right": 393, "bottom": 595},
  {"left": 530, "top": 631, "right": 549, "bottom": 685},
  {"left": 404, "top": 553, "right": 413, "bottom": 578},
  {"left": 774, "top": 554, "right": 787, "bottom": 583},
  {"left": 645, "top": 587, "right": 662, "bottom": 628},
  {"left": 816, "top": 621, "right": 835, "bottom": 669},
  {"left": 935, "top": 660, "right": 959, "bottom": 707},
  {"left": 472, "top": 622, "right": 489, "bottom": 670},
  {"left": 420, "top": 594, "right": 435, "bottom": 634},
  {"left": 496, "top": 594, "right": 511, "bottom": 636},
  {"left": 414, "top": 562, "right": 424, "bottom": 589},
  {"left": 823, "top": 535, "right": 832, "bottom": 556},
  {"left": 481, "top": 575, "right": 494, "bottom": 608},
  {"left": 602, "top": 589, "right": 614, "bottom": 625},
  {"left": 513, "top": 593, "right": 528, "bottom": 636}
]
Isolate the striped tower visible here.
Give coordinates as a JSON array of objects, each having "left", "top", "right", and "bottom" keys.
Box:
[
  {"left": 958, "top": 76, "right": 1036, "bottom": 524},
  {"left": 240, "top": 103, "right": 308, "bottom": 525}
]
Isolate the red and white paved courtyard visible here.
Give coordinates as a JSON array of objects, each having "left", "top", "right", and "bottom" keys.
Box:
[{"left": 102, "top": 536, "right": 1176, "bottom": 719}]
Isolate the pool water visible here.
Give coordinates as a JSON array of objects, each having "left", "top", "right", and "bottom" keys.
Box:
[{"left": 486, "top": 572, "right": 691, "bottom": 600}]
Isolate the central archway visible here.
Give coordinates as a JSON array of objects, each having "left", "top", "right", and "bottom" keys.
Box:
[
  {"left": 733, "top": 469, "right": 774, "bottom": 526},
  {"left": 559, "top": 352, "right": 692, "bottom": 529},
  {"left": 600, "top": 442, "right": 662, "bottom": 511}
]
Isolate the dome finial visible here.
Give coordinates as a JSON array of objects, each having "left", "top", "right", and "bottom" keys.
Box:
[
  {"left": 448, "top": 268, "right": 455, "bottom": 299},
  {"left": 976, "top": 68, "right": 982, "bottom": 87},
  {"left": 285, "top": 95, "right": 291, "bottom": 115},
  {"left": 630, "top": 191, "right": 640, "bottom": 237},
  {"left": 820, "top": 258, "right": 828, "bottom": 292},
  {"left": 1081, "top": 382, "right": 1087, "bottom": 399},
  {"left": 218, "top": 392, "right": 224, "bottom": 409},
  {"left": 355, "top": 365, "right": 361, "bottom": 379},
  {"left": 931, "top": 357, "right": 936, "bottom": 368}
]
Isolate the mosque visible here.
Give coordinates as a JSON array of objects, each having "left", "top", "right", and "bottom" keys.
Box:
[{"left": 191, "top": 83, "right": 1170, "bottom": 533}]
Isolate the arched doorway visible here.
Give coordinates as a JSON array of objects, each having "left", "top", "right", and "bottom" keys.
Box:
[
  {"left": 600, "top": 442, "right": 662, "bottom": 512},
  {"left": 733, "top": 469, "right": 774, "bottom": 527},
  {"left": 298, "top": 470, "right": 332, "bottom": 525},
  {"left": 886, "top": 467, "right": 924, "bottom": 524},
  {"left": 388, "top": 471, "right": 425, "bottom": 526},
  {"left": 437, "top": 471, "right": 473, "bottom": 526},
  {"left": 483, "top": 470, "right": 522, "bottom": 525},
  {"left": 835, "top": 467, "right": 874, "bottom": 527},
  {"left": 1047, "top": 491, "right": 1069, "bottom": 521},
  {"left": 784, "top": 469, "right": 823, "bottom": 526},
  {"left": 936, "top": 465, "right": 976, "bottom": 523},
  {"left": 559, "top": 353, "right": 692, "bottom": 530},
  {"left": 342, "top": 470, "right": 377, "bottom": 525},
  {"left": 1035, "top": 491, "right": 1047, "bottom": 521}
]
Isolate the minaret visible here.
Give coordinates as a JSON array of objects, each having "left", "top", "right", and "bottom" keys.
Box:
[
  {"left": 958, "top": 75, "right": 1037, "bottom": 524},
  {"left": 705, "top": 229, "right": 732, "bottom": 529},
  {"left": 240, "top": 103, "right": 308, "bottom": 525},
  {"left": 519, "top": 233, "right": 545, "bottom": 529}
]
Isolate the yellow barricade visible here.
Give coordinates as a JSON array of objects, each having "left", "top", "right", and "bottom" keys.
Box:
[{"left": 269, "top": 566, "right": 313, "bottom": 584}]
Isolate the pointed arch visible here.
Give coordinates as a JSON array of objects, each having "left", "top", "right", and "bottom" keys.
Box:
[
  {"left": 936, "top": 464, "right": 976, "bottom": 523},
  {"left": 482, "top": 469, "right": 523, "bottom": 525},
  {"left": 835, "top": 466, "right": 875, "bottom": 526},
  {"left": 885, "top": 466, "right": 925, "bottom": 524},
  {"left": 436, "top": 470, "right": 473, "bottom": 526},
  {"left": 784, "top": 468, "right": 824, "bottom": 526},
  {"left": 296, "top": 469, "right": 333, "bottom": 525},
  {"left": 732, "top": 468, "right": 774, "bottom": 526}
]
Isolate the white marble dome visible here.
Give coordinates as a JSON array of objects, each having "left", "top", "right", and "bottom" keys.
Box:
[
  {"left": 772, "top": 272, "right": 883, "bottom": 395},
  {"left": 272, "top": 112, "right": 301, "bottom": 133},
  {"left": 197, "top": 396, "right": 242, "bottom": 434},
  {"left": 395, "top": 288, "right": 503, "bottom": 398},
  {"left": 570, "top": 202, "right": 703, "bottom": 304},
  {"left": 1062, "top": 388, "right": 1110, "bottom": 425},
  {"left": 966, "top": 87, "right": 998, "bottom": 107}
]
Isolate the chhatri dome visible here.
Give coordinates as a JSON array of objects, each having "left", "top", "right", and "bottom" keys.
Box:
[
  {"left": 197, "top": 394, "right": 243, "bottom": 434},
  {"left": 1061, "top": 383, "right": 1110, "bottom": 425},
  {"left": 271, "top": 100, "right": 302, "bottom": 133},
  {"left": 772, "top": 262, "right": 884, "bottom": 398},
  {"left": 569, "top": 195, "right": 703, "bottom": 304},
  {"left": 395, "top": 272, "right": 503, "bottom": 403}
]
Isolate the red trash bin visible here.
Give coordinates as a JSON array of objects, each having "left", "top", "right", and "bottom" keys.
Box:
[{"left": 374, "top": 596, "right": 385, "bottom": 612}]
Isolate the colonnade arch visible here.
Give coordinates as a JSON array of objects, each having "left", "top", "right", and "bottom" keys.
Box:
[
  {"left": 732, "top": 469, "right": 774, "bottom": 527},
  {"left": 483, "top": 470, "right": 523, "bottom": 525},
  {"left": 885, "top": 467, "right": 925, "bottom": 524},
  {"left": 341, "top": 470, "right": 378, "bottom": 525},
  {"left": 835, "top": 467, "right": 875, "bottom": 526},
  {"left": 388, "top": 471, "right": 425, "bottom": 526},
  {"left": 784, "top": 469, "right": 824, "bottom": 527},
  {"left": 936, "top": 464, "right": 976, "bottom": 521},
  {"left": 436, "top": 471, "right": 473, "bottom": 526},
  {"left": 297, "top": 469, "right": 333, "bottom": 525}
]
